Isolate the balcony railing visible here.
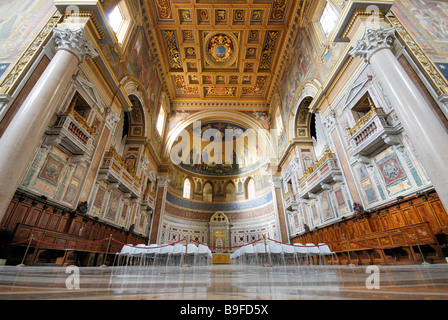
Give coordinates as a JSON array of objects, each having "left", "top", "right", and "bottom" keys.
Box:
[
  {"left": 98, "top": 147, "right": 141, "bottom": 197},
  {"left": 348, "top": 107, "right": 400, "bottom": 157},
  {"left": 284, "top": 193, "right": 299, "bottom": 211},
  {"left": 45, "top": 111, "right": 95, "bottom": 156},
  {"left": 297, "top": 149, "right": 341, "bottom": 198}
]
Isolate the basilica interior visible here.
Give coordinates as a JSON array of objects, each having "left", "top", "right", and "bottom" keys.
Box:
[{"left": 1, "top": 0, "right": 448, "bottom": 291}]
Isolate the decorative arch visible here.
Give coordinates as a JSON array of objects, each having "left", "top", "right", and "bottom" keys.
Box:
[
  {"left": 203, "top": 181, "right": 214, "bottom": 202},
  {"left": 210, "top": 211, "right": 229, "bottom": 223},
  {"left": 294, "top": 97, "right": 314, "bottom": 140},
  {"left": 288, "top": 80, "right": 321, "bottom": 140},
  {"left": 224, "top": 181, "right": 236, "bottom": 202},
  {"left": 163, "top": 110, "right": 274, "bottom": 163},
  {"left": 121, "top": 77, "right": 151, "bottom": 138},
  {"left": 245, "top": 177, "right": 256, "bottom": 200},
  {"left": 182, "top": 177, "right": 193, "bottom": 199}
]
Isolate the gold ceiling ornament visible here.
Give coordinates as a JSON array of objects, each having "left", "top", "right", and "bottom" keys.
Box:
[
  {"left": 259, "top": 31, "right": 280, "bottom": 70},
  {"left": 270, "top": 0, "right": 288, "bottom": 21},
  {"left": 181, "top": 10, "right": 191, "bottom": 21},
  {"left": 155, "top": 0, "right": 173, "bottom": 20},
  {"left": 144, "top": 0, "right": 302, "bottom": 105},
  {"left": 242, "top": 76, "right": 268, "bottom": 95},
  {"left": 174, "top": 75, "right": 199, "bottom": 95},
  {"left": 205, "top": 86, "right": 237, "bottom": 97},
  {"left": 204, "top": 32, "right": 238, "bottom": 67},
  {"left": 162, "top": 30, "right": 182, "bottom": 69}
]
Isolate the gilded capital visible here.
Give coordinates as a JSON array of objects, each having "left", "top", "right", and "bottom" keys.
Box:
[
  {"left": 349, "top": 26, "right": 396, "bottom": 63},
  {"left": 53, "top": 28, "right": 99, "bottom": 62}
]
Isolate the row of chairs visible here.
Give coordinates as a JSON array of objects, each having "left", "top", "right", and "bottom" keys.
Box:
[
  {"left": 114, "top": 243, "right": 213, "bottom": 267},
  {"left": 231, "top": 242, "right": 336, "bottom": 266}
]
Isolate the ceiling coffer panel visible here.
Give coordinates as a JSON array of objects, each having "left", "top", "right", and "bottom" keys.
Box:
[{"left": 147, "top": 0, "right": 303, "bottom": 106}]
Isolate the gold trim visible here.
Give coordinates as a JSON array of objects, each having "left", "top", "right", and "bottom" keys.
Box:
[
  {"left": 386, "top": 11, "right": 448, "bottom": 95},
  {"left": 0, "top": 11, "right": 62, "bottom": 94},
  {"left": 341, "top": 9, "right": 386, "bottom": 40},
  {"left": 348, "top": 99, "right": 384, "bottom": 138},
  {"left": 61, "top": 10, "right": 107, "bottom": 41},
  {"left": 298, "top": 148, "right": 336, "bottom": 186},
  {"left": 67, "top": 96, "right": 96, "bottom": 136},
  {"left": 105, "top": 147, "right": 142, "bottom": 184}
]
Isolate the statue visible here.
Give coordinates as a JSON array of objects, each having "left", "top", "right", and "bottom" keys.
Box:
[
  {"left": 353, "top": 202, "right": 364, "bottom": 215},
  {"left": 77, "top": 201, "right": 88, "bottom": 214}
]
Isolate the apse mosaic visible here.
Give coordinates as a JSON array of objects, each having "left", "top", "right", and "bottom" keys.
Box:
[
  {"left": 166, "top": 190, "right": 273, "bottom": 213},
  {"left": 174, "top": 122, "right": 268, "bottom": 176}
]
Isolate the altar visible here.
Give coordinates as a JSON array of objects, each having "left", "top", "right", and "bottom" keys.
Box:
[{"left": 212, "top": 253, "right": 231, "bottom": 264}]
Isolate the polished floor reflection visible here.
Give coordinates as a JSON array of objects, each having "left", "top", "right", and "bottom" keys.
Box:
[{"left": 0, "top": 264, "right": 448, "bottom": 300}]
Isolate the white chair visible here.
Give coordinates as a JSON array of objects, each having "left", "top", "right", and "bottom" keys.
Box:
[
  {"left": 115, "top": 244, "right": 135, "bottom": 266},
  {"left": 268, "top": 242, "right": 284, "bottom": 265},
  {"left": 241, "top": 244, "right": 257, "bottom": 266},
  {"left": 197, "top": 244, "right": 213, "bottom": 266},
  {"left": 131, "top": 244, "right": 148, "bottom": 266},
  {"left": 254, "top": 242, "right": 269, "bottom": 266},
  {"left": 293, "top": 243, "right": 308, "bottom": 265},
  {"left": 281, "top": 244, "right": 296, "bottom": 265},
  {"left": 305, "top": 243, "right": 322, "bottom": 265},
  {"left": 169, "top": 243, "right": 186, "bottom": 266},
  {"left": 318, "top": 243, "right": 337, "bottom": 265},
  {"left": 154, "top": 244, "right": 173, "bottom": 266},
  {"left": 231, "top": 248, "right": 240, "bottom": 264},
  {"left": 143, "top": 244, "right": 161, "bottom": 266},
  {"left": 186, "top": 243, "right": 199, "bottom": 266}
]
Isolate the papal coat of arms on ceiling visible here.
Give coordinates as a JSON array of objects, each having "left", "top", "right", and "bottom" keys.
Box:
[{"left": 204, "top": 32, "right": 238, "bottom": 67}]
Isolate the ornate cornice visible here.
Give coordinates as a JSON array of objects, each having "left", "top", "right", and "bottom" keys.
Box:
[{"left": 340, "top": 8, "right": 386, "bottom": 40}]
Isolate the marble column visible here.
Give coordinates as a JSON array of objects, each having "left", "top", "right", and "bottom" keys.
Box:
[
  {"left": 349, "top": 26, "right": 448, "bottom": 211},
  {"left": 150, "top": 176, "right": 170, "bottom": 244},
  {"left": 271, "top": 175, "right": 289, "bottom": 242},
  {"left": 0, "top": 28, "right": 98, "bottom": 221}
]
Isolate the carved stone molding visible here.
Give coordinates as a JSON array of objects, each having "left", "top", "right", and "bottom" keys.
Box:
[
  {"left": 53, "top": 28, "right": 99, "bottom": 63},
  {"left": 271, "top": 175, "right": 283, "bottom": 189},
  {"left": 157, "top": 176, "right": 170, "bottom": 188},
  {"left": 349, "top": 26, "right": 396, "bottom": 63},
  {"left": 105, "top": 107, "right": 120, "bottom": 131},
  {"left": 322, "top": 110, "right": 337, "bottom": 130}
]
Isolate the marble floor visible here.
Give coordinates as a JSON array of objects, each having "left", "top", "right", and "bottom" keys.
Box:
[{"left": 0, "top": 263, "right": 448, "bottom": 300}]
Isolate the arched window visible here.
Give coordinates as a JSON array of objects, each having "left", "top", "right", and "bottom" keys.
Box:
[
  {"left": 183, "top": 179, "right": 192, "bottom": 199},
  {"left": 225, "top": 182, "right": 236, "bottom": 202},
  {"left": 203, "top": 183, "right": 213, "bottom": 202},
  {"left": 247, "top": 178, "right": 256, "bottom": 200}
]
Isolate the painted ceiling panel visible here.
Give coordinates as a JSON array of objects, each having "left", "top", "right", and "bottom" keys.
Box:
[{"left": 145, "top": 0, "right": 307, "bottom": 109}]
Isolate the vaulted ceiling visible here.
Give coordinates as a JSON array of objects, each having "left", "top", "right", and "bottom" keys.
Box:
[{"left": 142, "top": 0, "right": 310, "bottom": 111}]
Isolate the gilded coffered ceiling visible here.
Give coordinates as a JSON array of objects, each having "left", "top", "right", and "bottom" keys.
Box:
[{"left": 142, "top": 0, "right": 310, "bottom": 110}]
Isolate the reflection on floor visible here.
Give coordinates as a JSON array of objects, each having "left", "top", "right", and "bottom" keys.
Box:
[{"left": 0, "top": 264, "right": 448, "bottom": 300}]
